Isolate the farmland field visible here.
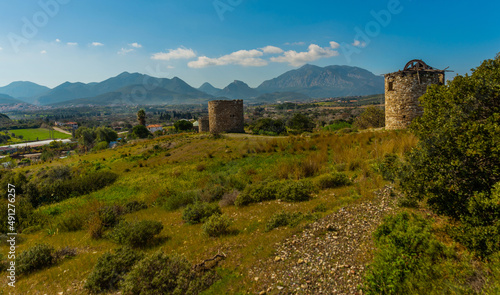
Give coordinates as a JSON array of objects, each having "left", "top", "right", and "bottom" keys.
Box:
[{"left": 7, "top": 128, "right": 72, "bottom": 141}]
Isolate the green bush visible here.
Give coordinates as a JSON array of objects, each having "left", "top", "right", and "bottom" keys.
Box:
[
  {"left": 201, "top": 185, "right": 225, "bottom": 202},
  {"left": 182, "top": 203, "right": 221, "bottom": 225},
  {"left": 163, "top": 190, "right": 199, "bottom": 211},
  {"left": 124, "top": 200, "right": 148, "bottom": 213},
  {"left": 98, "top": 205, "right": 124, "bottom": 228},
  {"left": 17, "top": 243, "right": 56, "bottom": 274},
  {"left": 57, "top": 213, "right": 86, "bottom": 232},
  {"left": 353, "top": 106, "right": 385, "bottom": 129},
  {"left": 277, "top": 181, "right": 312, "bottom": 202},
  {"left": 314, "top": 172, "right": 352, "bottom": 189},
  {"left": 202, "top": 214, "right": 232, "bottom": 237},
  {"left": 265, "top": 211, "right": 303, "bottom": 232},
  {"left": 84, "top": 247, "right": 144, "bottom": 294},
  {"left": 234, "top": 181, "right": 279, "bottom": 206},
  {"left": 122, "top": 251, "right": 218, "bottom": 295},
  {"left": 0, "top": 198, "right": 46, "bottom": 234},
  {"left": 108, "top": 220, "right": 164, "bottom": 248},
  {"left": 92, "top": 141, "right": 109, "bottom": 151},
  {"left": 363, "top": 212, "right": 451, "bottom": 294}
]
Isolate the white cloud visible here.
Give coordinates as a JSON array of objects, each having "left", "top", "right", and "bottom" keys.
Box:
[
  {"left": 330, "top": 41, "right": 340, "bottom": 49},
  {"left": 352, "top": 40, "right": 367, "bottom": 48},
  {"left": 260, "top": 45, "right": 284, "bottom": 54},
  {"left": 151, "top": 47, "right": 197, "bottom": 61},
  {"left": 130, "top": 42, "right": 142, "bottom": 48},
  {"left": 91, "top": 42, "right": 104, "bottom": 47},
  {"left": 67, "top": 42, "right": 78, "bottom": 46},
  {"left": 167, "top": 65, "right": 175, "bottom": 69},
  {"left": 188, "top": 49, "right": 267, "bottom": 68},
  {"left": 118, "top": 48, "right": 135, "bottom": 55},
  {"left": 285, "top": 41, "right": 306, "bottom": 46},
  {"left": 0, "top": 47, "right": 3, "bottom": 51},
  {"left": 270, "top": 42, "right": 340, "bottom": 66},
  {"left": 40, "top": 50, "right": 47, "bottom": 54},
  {"left": 55, "top": 39, "right": 61, "bottom": 43}
]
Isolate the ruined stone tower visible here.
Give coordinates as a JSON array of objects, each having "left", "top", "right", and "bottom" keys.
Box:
[
  {"left": 208, "top": 100, "right": 244, "bottom": 133},
  {"left": 385, "top": 59, "right": 445, "bottom": 130},
  {"left": 198, "top": 116, "right": 210, "bottom": 132}
]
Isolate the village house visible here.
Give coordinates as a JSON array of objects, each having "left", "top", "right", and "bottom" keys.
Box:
[{"left": 146, "top": 124, "right": 163, "bottom": 133}]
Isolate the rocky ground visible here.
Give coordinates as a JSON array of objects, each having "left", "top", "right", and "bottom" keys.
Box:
[{"left": 249, "top": 186, "right": 397, "bottom": 294}]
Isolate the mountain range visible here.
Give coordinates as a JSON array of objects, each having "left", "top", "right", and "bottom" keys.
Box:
[{"left": 0, "top": 64, "right": 384, "bottom": 106}]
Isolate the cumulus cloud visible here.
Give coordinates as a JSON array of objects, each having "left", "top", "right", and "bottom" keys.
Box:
[
  {"left": 55, "top": 39, "right": 61, "bottom": 43},
  {"left": 260, "top": 45, "right": 284, "bottom": 54},
  {"left": 188, "top": 49, "right": 267, "bottom": 68},
  {"left": 118, "top": 48, "right": 135, "bottom": 55},
  {"left": 40, "top": 50, "right": 47, "bottom": 54},
  {"left": 270, "top": 42, "right": 340, "bottom": 66},
  {"left": 91, "top": 42, "right": 104, "bottom": 47},
  {"left": 0, "top": 47, "right": 3, "bottom": 51},
  {"left": 130, "top": 42, "right": 142, "bottom": 48},
  {"left": 151, "top": 47, "right": 196, "bottom": 61},
  {"left": 352, "top": 40, "right": 367, "bottom": 48},
  {"left": 67, "top": 42, "right": 78, "bottom": 46}
]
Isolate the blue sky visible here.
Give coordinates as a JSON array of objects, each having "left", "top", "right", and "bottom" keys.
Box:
[{"left": 0, "top": 0, "right": 498, "bottom": 89}]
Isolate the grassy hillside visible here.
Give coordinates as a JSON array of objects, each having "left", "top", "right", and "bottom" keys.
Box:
[{"left": 0, "top": 130, "right": 416, "bottom": 294}]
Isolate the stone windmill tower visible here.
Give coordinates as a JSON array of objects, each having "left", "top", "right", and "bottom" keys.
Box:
[{"left": 384, "top": 59, "right": 445, "bottom": 130}]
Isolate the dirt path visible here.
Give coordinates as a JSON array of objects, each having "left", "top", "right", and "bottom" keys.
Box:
[
  {"left": 53, "top": 126, "right": 72, "bottom": 135},
  {"left": 250, "top": 186, "right": 396, "bottom": 294}
]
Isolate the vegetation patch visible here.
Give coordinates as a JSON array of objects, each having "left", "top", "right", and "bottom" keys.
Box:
[{"left": 108, "top": 220, "right": 164, "bottom": 248}]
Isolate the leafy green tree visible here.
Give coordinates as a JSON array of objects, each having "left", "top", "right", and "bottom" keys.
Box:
[
  {"left": 401, "top": 53, "right": 500, "bottom": 219},
  {"left": 75, "top": 127, "right": 96, "bottom": 152},
  {"left": 353, "top": 106, "right": 385, "bottom": 129},
  {"left": 287, "top": 113, "right": 315, "bottom": 132},
  {"left": 251, "top": 118, "right": 286, "bottom": 135},
  {"left": 131, "top": 125, "right": 152, "bottom": 139},
  {"left": 401, "top": 53, "right": 500, "bottom": 257},
  {"left": 137, "top": 109, "right": 146, "bottom": 126},
  {"left": 95, "top": 127, "right": 118, "bottom": 143},
  {"left": 174, "top": 120, "right": 193, "bottom": 132}
]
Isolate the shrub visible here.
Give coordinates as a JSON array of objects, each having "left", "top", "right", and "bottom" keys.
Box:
[
  {"left": 201, "top": 185, "right": 225, "bottom": 202},
  {"left": 277, "top": 181, "right": 312, "bottom": 202},
  {"left": 124, "top": 200, "right": 148, "bottom": 213},
  {"left": 122, "top": 251, "right": 217, "bottom": 295},
  {"left": 57, "top": 213, "right": 86, "bottom": 232},
  {"left": 251, "top": 118, "right": 287, "bottom": 135},
  {"left": 219, "top": 190, "right": 239, "bottom": 207},
  {"left": 17, "top": 243, "right": 55, "bottom": 274},
  {"left": 235, "top": 181, "right": 279, "bottom": 206},
  {"left": 182, "top": 203, "right": 222, "bottom": 225},
  {"left": 163, "top": 190, "right": 199, "bottom": 211},
  {"left": 265, "top": 211, "right": 303, "bottom": 232},
  {"left": 98, "top": 205, "right": 124, "bottom": 228},
  {"left": 378, "top": 153, "right": 401, "bottom": 182},
  {"left": 363, "top": 212, "right": 451, "bottom": 294},
  {"left": 353, "top": 106, "right": 385, "bottom": 130},
  {"left": 315, "top": 172, "right": 352, "bottom": 189},
  {"left": 108, "top": 220, "right": 164, "bottom": 248},
  {"left": 85, "top": 247, "right": 144, "bottom": 293},
  {"left": 202, "top": 214, "right": 232, "bottom": 237}
]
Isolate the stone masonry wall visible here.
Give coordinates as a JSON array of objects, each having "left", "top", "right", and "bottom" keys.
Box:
[
  {"left": 198, "top": 116, "right": 210, "bottom": 132},
  {"left": 385, "top": 71, "right": 444, "bottom": 130},
  {"left": 208, "top": 100, "right": 244, "bottom": 133}
]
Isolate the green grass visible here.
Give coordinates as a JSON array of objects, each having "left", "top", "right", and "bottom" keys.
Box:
[
  {"left": 6, "top": 128, "right": 71, "bottom": 142},
  {"left": 0, "top": 130, "right": 418, "bottom": 294}
]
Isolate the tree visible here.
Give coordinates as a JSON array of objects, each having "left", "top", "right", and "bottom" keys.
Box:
[
  {"left": 75, "top": 127, "right": 96, "bottom": 152},
  {"left": 131, "top": 125, "right": 152, "bottom": 139},
  {"left": 251, "top": 118, "right": 286, "bottom": 135},
  {"left": 401, "top": 53, "right": 500, "bottom": 221},
  {"left": 137, "top": 109, "right": 146, "bottom": 126},
  {"left": 95, "top": 127, "right": 118, "bottom": 143},
  {"left": 353, "top": 106, "right": 385, "bottom": 129},
  {"left": 287, "top": 113, "right": 315, "bottom": 132},
  {"left": 174, "top": 120, "right": 193, "bottom": 132}
]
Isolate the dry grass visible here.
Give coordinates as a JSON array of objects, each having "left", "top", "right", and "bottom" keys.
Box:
[{"left": 0, "top": 130, "right": 418, "bottom": 294}]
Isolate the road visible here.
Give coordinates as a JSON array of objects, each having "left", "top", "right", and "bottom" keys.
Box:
[
  {"left": 53, "top": 126, "right": 72, "bottom": 135},
  {"left": 7, "top": 139, "right": 72, "bottom": 148}
]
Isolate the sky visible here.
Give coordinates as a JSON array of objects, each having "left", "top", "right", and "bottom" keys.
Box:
[{"left": 0, "top": 0, "right": 498, "bottom": 89}]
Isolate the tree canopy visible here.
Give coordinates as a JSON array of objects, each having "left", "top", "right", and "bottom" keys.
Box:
[{"left": 401, "top": 53, "right": 500, "bottom": 256}]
